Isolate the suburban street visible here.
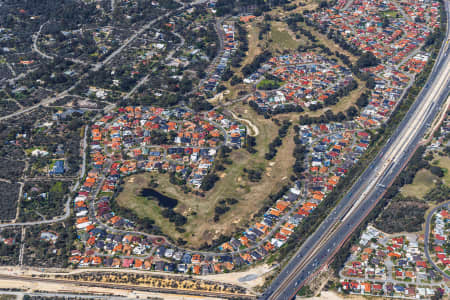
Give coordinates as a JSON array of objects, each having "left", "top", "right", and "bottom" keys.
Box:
[
  {"left": 262, "top": 2, "right": 450, "bottom": 299},
  {"left": 424, "top": 200, "right": 450, "bottom": 280}
]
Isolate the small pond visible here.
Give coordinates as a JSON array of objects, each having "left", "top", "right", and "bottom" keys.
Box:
[{"left": 140, "top": 188, "right": 178, "bottom": 209}]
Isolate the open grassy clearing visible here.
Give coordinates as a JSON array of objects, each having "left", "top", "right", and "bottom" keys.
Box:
[
  {"left": 223, "top": 83, "right": 254, "bottom": 101},
  {"left": 238, "top": 20, "right": 263, "bottom": 76},
  {"left": 267, "top": 0, "right": 317, "bottom": 18},
  {"left": 115, "top": 107, "right": 296, "bottom": 248},
  {"left": 115, "top": 173, "right": 179, "bottom": 236},
  {"left": 401, "top": 169, "right": 438, "bottom": 198},
  {"left": 268, "top": 21, "right": 306, "bottom": 53},
  {"left": 433, "top": 155, "right": 450, "bottom": 186},
  {"left": 382, "top": 10, "right": 401, "bottom": 18}
]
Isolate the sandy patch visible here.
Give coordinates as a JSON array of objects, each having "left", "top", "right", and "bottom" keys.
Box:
[
  {"left": 311, "top": 291, "right": 367, "bottom": 300},
  {"left": 197, "top": 264, "right": 273, "bottom": 289}
]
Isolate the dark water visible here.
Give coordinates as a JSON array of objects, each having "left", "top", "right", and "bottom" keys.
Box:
[{"left": 140, "top": 188, "right": 178, "bottom": 208}]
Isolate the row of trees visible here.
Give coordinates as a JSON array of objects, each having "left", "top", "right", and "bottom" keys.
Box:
[
  {"left": 242, "top": 50, "right": 272, "bottom": 77},
  {"left": 200, "top": 146, "right": 232, "bottom": 191},
  {"left": 293, "top": 127, "right": 308, "bottom": 177},
  {"left": 265, "top": 120, "right": 291, "bottom": 160},
  {"left": 245, "top": 135, "right": 257, "bottom": 153},
  {"left": 299, "top": 107, "right": 359, "bottom": 125},
  {"left": 323, "top": 79, "right": 358, "bottom": 106}
]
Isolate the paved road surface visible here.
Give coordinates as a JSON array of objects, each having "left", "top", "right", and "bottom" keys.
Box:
[
  {"left": 263, "top": 2, "right": 450, "bottom": 299},
  {"left": 424, "top": 200, "right": 450, "bottom": 280}
]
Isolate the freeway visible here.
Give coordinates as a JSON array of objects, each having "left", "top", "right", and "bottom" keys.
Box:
[{"left": 262, "top": 2, "right": 450, "bottom": 299}]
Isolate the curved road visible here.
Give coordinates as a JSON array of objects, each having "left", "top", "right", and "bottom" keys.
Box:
[{"left": 424, "top": 200, "right": 450, "bottom": 280}]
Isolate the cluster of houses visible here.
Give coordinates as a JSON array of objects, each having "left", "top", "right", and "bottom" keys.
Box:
[
  {"left": 430, "top": 207, "right": 450, "bottom": 270},
  {"left": 66, "top": 0, "right": 446, "bottom": 279},
  {"left": 310, "top": 0, "right": 440, "bottom": 65},
  {"left": 300, "top": 121, "right": 370, "bottom": 196},
  {"left": 340, "top": 227, "right": 445, "bottom": 298},
  {"left": 70, "top": 106, "right": 252, "bottom": 270},
  {"left": 202, "top": 23, "right": 237, "bottom": 92},
  {"left": 245, "top": 53, "right": 353, "bottom": 112},
  {"left": 0, "top": 234, "right": 16, "bottom": 246},
  {"left": 90, "top": 106, "right": 245, "bottom": 189},
  {"left": 302, "top": 0, "right": 441, "bottom": 129},
  {"left": 401, "top": 52, "right": 430, "bottom": 74},
  {"left": 341, "top": 279, "right": 442, "bottom": 298},
  {"left": 70, "top": 240, "right": 267, "bottom": 275},
  {"left": 356, "top": 65, "right": 410, "bottom": 127},
  {"left": 218, "top": 121, "right": 370, "bottom": 258},
  {"left": 71, "top": 114, "right": 372, "bottom": 272}
]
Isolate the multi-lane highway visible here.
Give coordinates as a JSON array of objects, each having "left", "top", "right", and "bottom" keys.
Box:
[{"left": 262, "top": 2, "right": 450, "bottom": 299}]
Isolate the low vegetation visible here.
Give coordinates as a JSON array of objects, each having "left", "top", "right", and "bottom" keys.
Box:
[{"left": 0, "top": 182, "right": 20, "bottom": 220}]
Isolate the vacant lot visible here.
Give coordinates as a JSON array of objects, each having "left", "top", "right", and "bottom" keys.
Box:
[
  {"left": 116, "top": 106, "right": 296, "bottom": 248},
  {"left": 401, "top": 169, "right": 438, "bottom": 198}
]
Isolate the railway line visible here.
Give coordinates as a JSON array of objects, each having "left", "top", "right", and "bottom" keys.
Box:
[{"left": 0, "top": 274, "right": 256, "bottom": 300}]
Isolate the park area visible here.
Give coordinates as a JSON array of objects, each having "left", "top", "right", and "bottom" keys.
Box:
[{"left": 115, "top": 107, "right": 296, "bottom": 248}]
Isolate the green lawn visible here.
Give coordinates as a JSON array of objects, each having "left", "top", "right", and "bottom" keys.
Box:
[
  {"left": 115, "top": 173, "right": 179, "bottom": 238},
  {"left": 382, "top": 10, "right": 400, "bottom": 18},
  {"left": 269, "top": 23, "right": 303, "bottom": 52},
  {"left": 433, "top": 155, "right": 450, "bottom": 186},
  {"left": 257, "top": 79, "right": 282, "bottom": 90},
  {"left": 401, "top": 169, "right": 437, "bottom": 198}
]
